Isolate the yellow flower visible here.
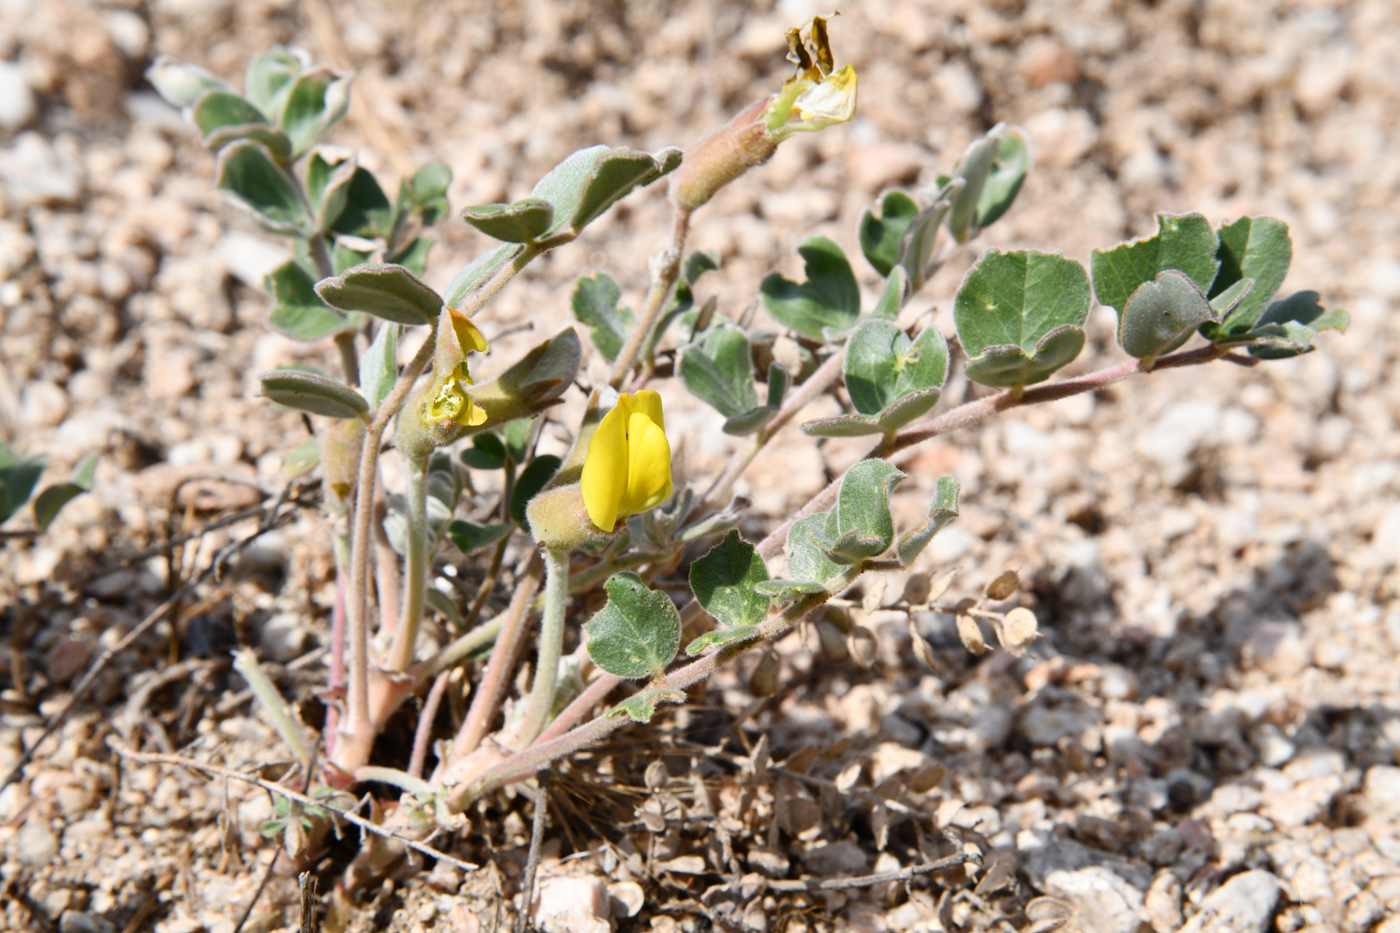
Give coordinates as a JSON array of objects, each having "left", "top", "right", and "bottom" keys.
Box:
[
  {"left": 425, "top": 306, "right": 490, "bottom": 428},
  {"left": 581, "top": 390, "right": 673, "bottom": 532}
]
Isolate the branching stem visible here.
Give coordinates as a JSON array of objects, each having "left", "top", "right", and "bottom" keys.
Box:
[
  {"left": 607, "top": 207, "right": 692, "bottom": 388},
  {"left": 386, "top": 456, "right": 429, "bottom": 673}
]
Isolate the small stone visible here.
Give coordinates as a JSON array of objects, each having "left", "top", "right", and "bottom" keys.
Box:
[
  {"left": 21, "top": 380, "right": 70, "bottom": 428},
  {"left": 0, "top": 60, "right": 36, "bottom": 130},
  {"left": 608, "top": 881, "right": 645, "bottom": 918},
  {"left": 801, "top": 839, "right": 868, "bottom": 875},
  {"left": 1018, "top": 701, "right": 1097, "bottom": 747},
  {"left": 0, "top": 132, "right": 83, "bottom": 207},
  {"left": 13, "top": 816, "right": 59, "bottom": 866},
  {"left": 259, "top": 613, "right": 307, "bottom": 663},
  {"left": 934, "top": 63, "right": 983, "bottom": 115},
  {"left": 1018, "top": 36, "right": 1081, "bottom": 87},
  {"left": 58, "top": 913, "right": 115, "bottom": 933},
  {"left": 869, "top": 742, "right": 929, "bottom": 785},
  {"left": 1176, "top": 869, "right": 1280, "bottom": 933},
  {"left": 1043, "top": 866, "right": 1142, "bottom": 933},
  {"left": 746, "top": 847, "right": 790, "bottom": 878},
  {"left": 532, "top": 875, "right": 610, "bottom": 933},
  {"left": 845, "top": 141, "right": 926, "bottom": 193},
  {"left": 1358, "top": 766, "right": 1400, "bottom": 822},
  {"left": 1144, "top": 870, "right": 1183, "bottom": 933},
  {"left": 1242, "top": 621, "right": 1308, "bottom": 677},
  {"left": 1074, "top": 816, "right": 1127, "bottom": 853}
]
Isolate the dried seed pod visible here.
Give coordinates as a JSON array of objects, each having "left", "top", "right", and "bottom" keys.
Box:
[
  {"left": 847, "top": 625, "right": 878, "bottom": 668},
  {"left": 927, "top": 567, "right": 959, "bottom": 604},
  {"left": 835, "top": 760, "right": 863, "bottom": 793},
  {"left": 956, "top": 614, "right": 988, "bottom": 654},
  {"left": 644, "top": 759, "right": 668, "bottom": 791},
  {"left": 909, "top": 764, "right": 946, "bottom": 794},
  {"left": 861, "top": 575, "right": 888, "bottom": 612},
  {"left": 902, "top": 572, "right": 932, "bottom": 606},
  {"left": 749, "top": 651, "right": 781, "bottom": 697},
  {"left": 816, "top": 616, "right": 849, "bottom": 661},
  {"left": 984, "top": 569, "right": 1020, "bottom": 601},
  {"left": 908, "top": 618, "right": 939, "bottom": 670},
  {"left": 995, "top": 606, "right": 1040, "bottom": 657}
]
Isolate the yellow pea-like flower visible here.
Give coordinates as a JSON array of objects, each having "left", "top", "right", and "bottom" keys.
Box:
[{"left": 581, "top": 390, "right": 673, "bottom": 533}]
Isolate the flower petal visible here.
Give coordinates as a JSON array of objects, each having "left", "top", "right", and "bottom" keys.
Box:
[
  {"left": 623, "top": 412, "right": 673, "bottom": 514},
  {"left": 581, "top": 403, "right": 629, "bottom": 532}
]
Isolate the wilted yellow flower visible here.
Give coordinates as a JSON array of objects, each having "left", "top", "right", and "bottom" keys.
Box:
[
  {"left": 671, "top": 13, "right": 857, "bottom": 211},
  {"left": 765, "top": 16, "right": 858, "bottom": 142},
  {"left": 425, "top": 307, "right": 490, "bottom": 428},
  {"left": 581, "top": 390, "right": 673, "bottom": 532}
]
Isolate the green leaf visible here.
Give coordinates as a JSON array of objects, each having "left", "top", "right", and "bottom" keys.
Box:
[
  {"left": 503, "top": 419, "right": 533, "bottom": 463},
  {"left": 306, "top": 148, "right": 357, "bottom": 233},
  {"left": 243, "top": 47, "right": 306, "bottom": 118},
  {"left": 190, "top": 90, "right": 293, "bottom": 159},
  {"left": 460, "top": 433, "right": 507, "bottom": 470},
  {"left": 962, "top": 327, "right": 1086, "bottom": 390},
  {"left": 359, "top": 323, "right": 398, "bottom": 409},
  {"left": 425, "top": 588, "right": 463, "bottom": 628},
  {"left": 279, "top": 68, "right": 352, "bottom": 157},
  {"left": 676, "top": 322, "right": 757, "bottom": 418},
  {"left": 585, "top": 572, "right": 681, "bottom": 679},
  {"left": 571, "top": 273, "right": 634, "bottom": 361},
  {"left": 761, "top": 237, "right": 861, "bottom": 341},
  {"left": 973, "top": 124, "right": 1031, "bottom": 229},
  {"left": 460, "top": 198, "right": 554, "bottom": 243},
  {"left": 766, "top": 362, "right": 790, "bottom": 408},
  {"left": 146, "top": 55, "right": 232, "bottom": 108},
  {"left": 1207, "top": 216, "right": 1292, "bottom": 337},
  {"left": 859, "top": 190, "right": 919, "bottom": 277},
  {"left": 389, "top": 237, "right": 434, "bottom": 277},
  {"left": 510, "top": 455, "right": 562, "bottom": 532},
  {"left": 316, "top": 264, "right": 441, "bottom": 326},
  {"left": 607, "top": 686, "right": 686, "bottom": 723},
  {"left": 442, "top": 244, "right": 525, "bottom": 309},
  {"left": 686, "top": 626, "right": 761, "bottom": 657},
  {"left": 786, "top": 513, "right": 845, "bottom": 586},
  {"left": 870, "top": 266, "right": 907, "bottom": 320},
  {"left": 215, "top": 141, "right": 312, "bottom": 236},
  {"left": 721, "top": 406, "right": 778, "bottom": 437},
  {"left": 946, "top": 132, "right": 999, "bottom": 243},
  {"left": 799, "top": 412, "right": 887, "bottom": 438},
  {"left": 954, "top": 250, "right": 1091, "bottom": 389},
  {"left": 844, "top": 320, "right": 948, "bottom": 418},
  {"left": 260, "top": 370, "right": 368, "bottom": 419},
  {"left": 281, "top": 435, "right": 319, "bottom": 475},
  {"left": 446, "top": 519, "right": 514, "bottom": 553},
  {"left": 813, "top": 459, "right": 906, "bottom": 563},
  {"left": 265, "top": 260, "right": 351, "bottom": 341},
  {"left": 1118, "top": 270, "right": 1218, "bottom": 361},
  {"left": 689, "top": 530, "right": 771, "bottom": 630},
  {"left": 330, "top": 167, "right": 394, "bottom": 239},
  {"left": 1091, "top": 212, "right": 1220, "bottom": 314},
  {"left": 408, "top": 160, "right": 451, "bottom": 204},
  {"left": 529, "top": 145, "right": 682, "bottom": 237},
  {"left": 897, "top": 475, "right": 960, "bottom": 565},
  {"left": 1243, "top": 290, "right": 1348, "bottom": 359},
  {"left": 900, "top": 197, "right": 952, "bottom": 293},
  {"left": 33, "top": 452, "right": 98, "bottom": 532}
]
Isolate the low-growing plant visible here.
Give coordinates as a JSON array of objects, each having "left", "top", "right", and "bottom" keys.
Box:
[{"left": 146, "top": 13, "right": 1345, "bottom": 910}]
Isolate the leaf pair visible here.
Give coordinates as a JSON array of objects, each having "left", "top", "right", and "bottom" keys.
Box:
[{"left": 802, "top": 316, "right": 948, "bottom": 437}]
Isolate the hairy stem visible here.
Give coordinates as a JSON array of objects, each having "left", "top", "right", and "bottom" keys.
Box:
[
  {"left": 607, "top": 208, "right": 692, "bottom": 388},
  {"left": 408, "top": 671, "right": 450, "bottom": 780},
  {"left": 516, "top": 548, "right": 570, "bottom": 750},
  {"left": 386, "top": 456, "right": 429, "bottom": 672},
  {"left": 445, "top": 551, "right": 543, "bottom": 762}
]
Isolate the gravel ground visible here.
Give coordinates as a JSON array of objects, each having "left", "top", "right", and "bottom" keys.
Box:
[{"left": 2, "top": 1, "right": 1399, "bottom": 931}]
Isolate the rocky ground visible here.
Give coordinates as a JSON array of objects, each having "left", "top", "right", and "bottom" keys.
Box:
[{"left": 2, "top": 0, "right": 1399, "bottom": 931}]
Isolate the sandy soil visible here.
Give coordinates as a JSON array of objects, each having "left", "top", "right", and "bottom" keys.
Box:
[{"left": 2, "top": 0, "right": 1399, "bottom": 931}]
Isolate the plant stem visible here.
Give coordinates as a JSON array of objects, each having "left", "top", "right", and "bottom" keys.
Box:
[
  {"left": 694, "top": 345, "right": 847, "bottom": 515},
  {"left": 470, "top": 589, "right": 829, "bottom": 796},
  {"left": 607, "top": 207, "right": 692, "bottom": 388},
  {"left": 408, "top": 671, "right": 450, "bottom": 780},
  {"left": 462, "top": 535, "right": 508, "bottom": 630},
  {"left": 386, "top": 456, "right": 429, "bottom": 672},
  {"left": 516, "top": 547, "right": 569, "bottom": 750},
  {"left": 334, "top": 332, "right": 360, "bottom": 386},
  {"left": 411, "top": 616, "right": 503, "bottom": 681},
  {"left": 446, "top": 551, "right": 543, "bottom": 761},
  {"left": 334, "top": 245, "right": 540, "bottom": 773}
]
